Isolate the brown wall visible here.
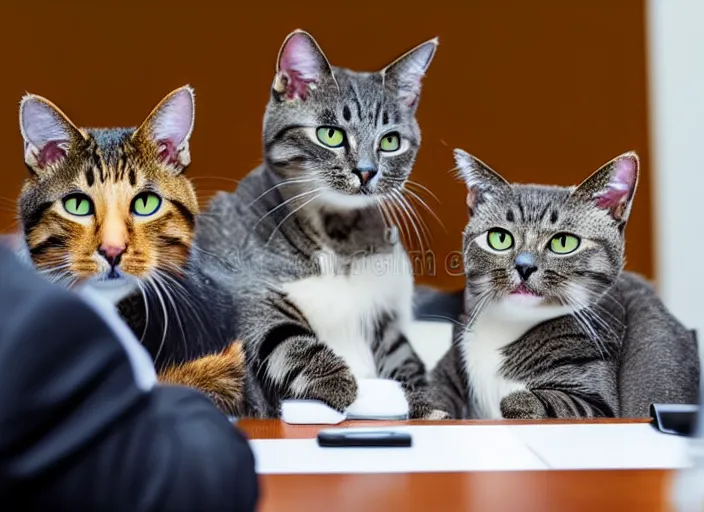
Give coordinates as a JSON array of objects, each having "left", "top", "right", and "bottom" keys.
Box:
[{"left": 0, "top": 2, "right": 651, "bottom": 290}]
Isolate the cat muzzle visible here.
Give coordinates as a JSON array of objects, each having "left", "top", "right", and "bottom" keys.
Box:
[
  {"left": 98, "top": 245, "right": 125, "bottom": 268},
  {"left": 352, "top": 168, "right": 378, "bottom": 187},
  {"left": 515, "top": 252, "right": 538, "bottom": 281}
]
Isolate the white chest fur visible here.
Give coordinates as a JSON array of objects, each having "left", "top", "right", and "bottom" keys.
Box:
[
  {"left": 459, "top": 298, "right": 573, "bottom": 419},
  {"left": 281, "top": 244, "right": 414, "bottom": 379}
]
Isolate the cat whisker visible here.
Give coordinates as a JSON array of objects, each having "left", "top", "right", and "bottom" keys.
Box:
[
  {"left": 405, "top": 180, "right": 441, "bottom": 204},
  {"left": 569, "top": 282, "right": 624, "bottom": 336},
  {"left": 135, "top": 280, "right": 151, "bottom": 343},
  {"left": 569, "top": 302, "right": 601, "bottom": 350},
  {"left": 145, "top": 275, "right": 170, "bottom": 367},
  {"left": 415, "top": 314, "right": 464, "bottom": 328},
  {"left": 379, "top": 194, "right": 412, "bottom": 247},
  {"left": 448, "top": 164, "right": 464, "bottom": 182},
  {"left": 387, "top": 190, "right": 428, "bottom": 255},
  {"left": 575, "top": 290, "right": 622, "bottom": 330},
  {"left": 36, "top": 262, "right": 72, "bottom": 275},
  {"left": 590, "top": 300, "right": 625, "bottom": 326},
  {"left": 197, "top": 189, "right": 239, "bottom": 196},
  {"left": 580, "top": 303, "right": 620, "bottom": 342},
  {"left": 190, "top": 176, "right": 242, "bottom": 185},
  {"left": 254, "top": 186, "right": 326, "bottom": 233},
  {"left": 35, "top": 259, "right": 74, "bottom": 286},
  {"left": 403, "top": 187, "right": 447, "bottom": 233},
  {"left": 153, "top": 273, "right": 190, "bottom": 359},
  {"left": 42, "top": 264, "right": 77, "bottom": 289},
  {"left": 372, "top": 197, "right": 391, "bottom": 231},
  {"left": 465, "top": 290, "right": 495, "bottom": 330},
  {"left": 583, "top": 308, "right": 618, "bottom": 348},
  {"left": 246, "top": 177, "right": 319, "bottom": 208},
  {"left": 577, "top": 281, "right": 627, "bottom": 318},
  {"left": 188, "top": 245, "right": 241, "bottom": 274},
  {"left": 58, "top": 275, "right": 78, "bottom": 290},
  {"left": 383, "top": 192, "right": 415, "bottom": 249},
  {"left": 597, "top": 290, "right": 626, "bottom": 314},
  {"left": 562, "top": 292, "right": 609, "bottom": 360},
  {"left": 153, "top": 269, "right": 210, "bottom": 356},
  {"left": 396, "top": 190, "right": 433, "bottom": 249},
  {"left": 265, "top": 192, "right": 324, "bottom": 247}
]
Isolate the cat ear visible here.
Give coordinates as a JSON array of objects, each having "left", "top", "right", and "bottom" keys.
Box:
[
  {"left": 382, "top": 37, "right": 439, "bottom": 109},
  {"left": 572, "top": 151, "right": 639, "bottom": 223},
  {"left": 133, "top": 85, "right": 195, "bottom": 173},
  {"left": 453, "top": 148, "right": 510, "bottom": 213},
  {"left": 273, "top": 29, "right": 335, "bottom": 101},
  {"left": 20, "top": 94, "right": 84, "bottom": 175}
]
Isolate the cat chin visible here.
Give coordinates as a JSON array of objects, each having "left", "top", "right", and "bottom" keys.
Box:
[
  {"left": 492, "top": 294, "right": 575, "bottom": 323},
  {"left": 79, "top": 277, "right": 138, "bottom": 306},
  {"left": 319, "top": 190, "right": 377, "bottom": 210},
  {"left": 504, "top": 293, "right": 545, "bottom": 308}
]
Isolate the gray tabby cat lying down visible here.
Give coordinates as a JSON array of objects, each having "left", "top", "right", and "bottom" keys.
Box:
[
  {"left": 429, "top": 149, "right": 700, "bottom": 419},
  {"left": 196, "top": 30, "right": 448, "bottom": 419}
]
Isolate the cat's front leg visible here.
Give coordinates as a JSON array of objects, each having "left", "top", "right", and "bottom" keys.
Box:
[
  {"left": 426, "top": 345, "right": 468, "bottom": 419},
  {"left": 253, "top": 320, "right": 358, "bottom": 413},
  {"left": 284, "top": 338, "right": 358, "bottom": 412},
  {"left": 500, "top": 390, "right": 548, "bottom": 419},
  {"left": 244, "top": 291, "right": 360, "bottom": 414},
  {"left": 376, "top": 333, "right": 450, "bottom": 419},
  {"left": 404, "top": 389, "right": 452, "bottom": 420}
]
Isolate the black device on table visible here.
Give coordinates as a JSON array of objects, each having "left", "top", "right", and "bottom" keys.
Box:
[
  {"left": 317, "top": 428, "right": 413, "bottom": 448},
  {"left": 650, "top": 403, "right": 700, "bottom": 436}
]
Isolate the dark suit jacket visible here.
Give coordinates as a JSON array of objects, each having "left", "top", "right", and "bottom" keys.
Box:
[{"left": 0, "top": 246, "right": 259, "bottom": 511}]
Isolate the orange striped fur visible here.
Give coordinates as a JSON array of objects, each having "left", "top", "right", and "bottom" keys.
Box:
[{"left": 157, "top": 340, "right": 247, "bottom": 416}]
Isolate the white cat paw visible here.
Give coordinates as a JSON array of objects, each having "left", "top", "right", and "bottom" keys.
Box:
[{"left": 424, "top": 409, "right": 451, "bottom": 420}]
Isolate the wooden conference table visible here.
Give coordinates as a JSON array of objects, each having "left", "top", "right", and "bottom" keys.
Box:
[{"left": 239, "top": 418, "right": 679, "bottom": 512}]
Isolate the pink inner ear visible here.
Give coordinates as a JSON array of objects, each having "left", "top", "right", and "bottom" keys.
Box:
[
  {"left": 389, "top": 74, "right": 422, "bottom": 108},
  {"left": 36, "top": 140, "right": 67, "bottom": 168},
  {"left": 157, "top": 140, "right": 179, "bottom": 166},
  {"left": 150, "top": 89, "right": 193, "bottom": 151},
  {"left": 21, "top": 98, "right": 73, "bottom": 168},
  {"left": 279, "top": 71, "right": 317, "bottom": 101},
  {"left": 278, "top": 33, "right": 322, "bottom": 100},
  {"left": 594, "top": 157, "right": 637, "bottom": 209},
  {"left": 400, "top": 88, "right": 419, "bottom": 108}
]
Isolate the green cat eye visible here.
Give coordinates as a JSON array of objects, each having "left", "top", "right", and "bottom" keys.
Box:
[
  {"left": 63, "top": 193, "right": 94, "bottom": 216},
  {"left": 487, "top": 228, "right": 514, "bottom": 251},
  {"left": 131, "top": 192, "right": 162, "bottom": 217},
  {"left": 549, "top": 233, "right": 581, "bottom": 254},
  {"left": 316, "top": 126, "right": 345, "bottom": 148},
  {"left": 379, "top": 132, "right": 400, "bottom": 152}
]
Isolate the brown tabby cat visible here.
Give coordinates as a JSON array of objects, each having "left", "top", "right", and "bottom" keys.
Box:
[{"left": 15, "top": 86, "right": 248, "bottom": 415}]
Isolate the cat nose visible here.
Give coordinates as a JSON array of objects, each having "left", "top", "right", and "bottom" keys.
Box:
[
  {"left": 352, "top": 166, "right": 378, "bottom": 186},
  {"left": 515, "top": 252, "right": 537, "bottom": 281},
  {"left": 98, "top": 244, "right": 126, "bottom": 267}
]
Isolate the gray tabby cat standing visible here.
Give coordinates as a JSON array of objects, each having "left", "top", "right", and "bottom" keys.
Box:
[
  {"left": 196, "top": 30, "right": 447, "bottom": 419},
  {"left": 430, "top": 149, "right": 700, "bottom": 419}
]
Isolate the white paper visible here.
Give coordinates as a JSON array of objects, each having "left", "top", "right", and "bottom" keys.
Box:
[
  {"left": 251, "top": 423, "right": 694, "bottom": 474},
  {"left": 509, "top": 423, "right": 692, "bottom": 470},
  {"left": 251, "top": 425, "right": 547, "bottom": 474}
]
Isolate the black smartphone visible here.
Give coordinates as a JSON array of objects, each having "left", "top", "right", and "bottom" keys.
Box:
[
  {"left": 650, "top": 403, "right": 699, "bottom": 436},
  {"left": 317, "top": 428, "right": 412, "bottom": 448}
]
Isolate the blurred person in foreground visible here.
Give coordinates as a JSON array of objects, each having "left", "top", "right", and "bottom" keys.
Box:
[{"left": 0, "top": 239, "right": 259, "bottom": 511}]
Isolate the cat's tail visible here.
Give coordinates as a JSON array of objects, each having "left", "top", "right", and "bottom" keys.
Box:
[{"left": 157, "top": 340, "right": 247, "bottom": 416}]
